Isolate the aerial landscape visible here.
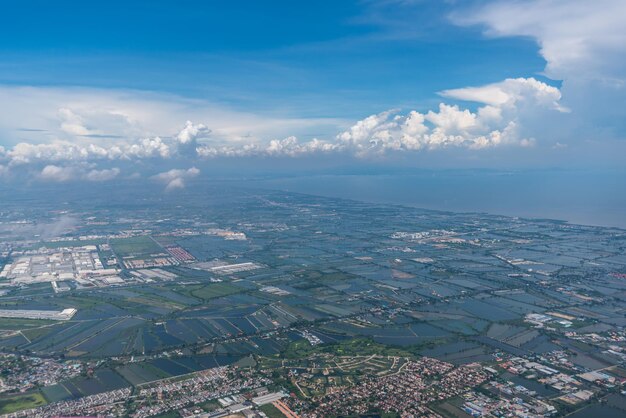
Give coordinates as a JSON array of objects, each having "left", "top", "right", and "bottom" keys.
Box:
[
  {"left": 0, "top": 1, "right": 625, "bottom": 417},
  {"left": 0, "top": 184, "right": 624, "bottom": 417}
]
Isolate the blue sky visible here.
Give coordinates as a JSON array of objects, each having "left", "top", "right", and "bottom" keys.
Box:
[
  {"left": 0, "top": 1, "right": 545, "bottom": 117},
  {"left": 0, "top": 0, "right": 625, "bottom": 188}
]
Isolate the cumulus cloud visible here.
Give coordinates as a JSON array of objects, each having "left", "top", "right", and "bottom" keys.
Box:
[
  {"left": 337, "top": 107, "right": 512, "bottom": 154},
  {"left": 85, "top": 167, "right": 120, "bottom": 182},
  {"left": 0, "top": 75, "right": 564, "bottom": 183},
  {"left": 453, "top": 0, "right": 626, "bottom": 143},
  {"left": 151, "top": 167, "right": 200, "bottom": 191},
  {"left": 175, "top": 120, "right": 211, "bottom": 157},
  {"left": 195, "top": 135, "right": 339, "bottom": 158},
  {"left": 38, "top": 164, "right": 122, "bottom": 182},
  {"left": 192, "top": 89, "right": 554, "bottom": 160},
  {"left": 163, "top": 177, "right": 185, "bottom": 191},
  {"left": 5, "top": 137, "right": 171, "bottom": 165},
  {"left": 266, "top": 136, "right": 339, "bottom": 156},
  {"left": 335, "top": 78, "right": 562, "bottom": 155},
  {"left": 125, "top": 137, "right": 171, "bottom": 159},
  {"left": 176, "top": 121, "right": 211, "bottom": 145},
  {"left": 0, "top": 69, "right": 572, "bottom": 184},
  {"left": 40, "top": 165, "right": 77, "bottom": 182},
  {"left": 440, "top": 78, "right": 567, "bottom": 112}
]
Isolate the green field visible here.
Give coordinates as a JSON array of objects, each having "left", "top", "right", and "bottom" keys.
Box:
[
  {"left": 41, "top": 384, "right": 73, "bottom": 403},
  {"left": 124, "top": 293, "right": 186, "bottom": 310},
  {"left": 198, "top": 400, "right": 221, "bottom": 412},
  {"left": 1, "top": 282, "right": 54, "bottom": 298},
  {"left": 0, "top": 318, "right": 55, "bottom": 330},
  {"left": 117, "top": 362, "right": 171, "bottom": 385},
  {"left": 110, "top": 236, "right": 163, "bottom": 256},
  {"left": 188, "top": 283, "right": 243, "bottom": 300},
  {"left": 21, "top": 324, "right": 60, "bottom": 340},
  {"left": 0, "top": 392, "right": 47, "bottom": 414},
  {"left": 259, "top": 403, "right": 287, "bottom": 418},
  {"left": 57, "top": 294, "right": 107, "bottom": 309},
  {"left": 280, "top": 337, "right": 415, "bottom": 360}
]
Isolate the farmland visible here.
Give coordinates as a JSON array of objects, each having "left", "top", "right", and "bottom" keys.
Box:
[{"left": 0, "top": 186, "right": 625, "bottom": 417}]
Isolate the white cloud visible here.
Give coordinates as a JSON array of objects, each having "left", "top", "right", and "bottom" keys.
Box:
[
  {"left": 0, "top": 85, "right": 345, "bottom": 149},
  {"left": 337, "top": 110, "right": 399, "bottom": 145},
  {"left": 151, "top": 167, "right": 200, "bottom": 191},
  {"left": 0, "top": 84, "right": 352, "bottom": 172},
  {"left": 194, "top": 135, "right": 340, "bottom": 158},
  {"left": 6, "top": 137, "right": 170, "bottom": 165},
  {"left": 440, "top": 78, "right": 566, "bottom": 112},
  {"left": 0, "top": 73, "right": 568, "bottom": 181},
  {"left": 453, "top": 0, "right": 626, "bottom": 83},
  {"left": 438, "top": 78, "right": 569, "bottom": 143},
  {"left": 337, "top": 106, "right": 508, "bottom": 154},
  {"left": 40, "top": 165, "right": 77, "bottom": 182},
  {"left": 124, "top": 137, "right": 171, "bottom": 159},
  {"left": 38, "top": 164, "right": 122, "bottom": 182},
  {"left": 336, "top": 78, "right": 561, "bottom": 155},
  {"left": 176, "top": 121, "right": 211, "bottom": 145},
  {"left": 58, "top": 108, "right": 91, "bottom": 136},
  {"left": 85, "top": 167, "right": 120, "bottom": 182},
  {"left": 164, "top": 177, "right": 185, "bottom": 192},
  {"left": 452, "top": 0, "right": 626, "bottom": 144},
  {"left": 264, "top": 136, "right": 339, "bottom": 156},
  {"left": 151, "top": 167, "right": 199, "bottom": 183},
  {"left": 0, "top": 77, "right": 563, "bottom": 179},
  {"left": 425, "top": 104, "right": 478, "bottom": 137}
]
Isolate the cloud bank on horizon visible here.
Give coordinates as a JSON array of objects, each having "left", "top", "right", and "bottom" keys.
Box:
[{"left": 0, "top": 0, "right": 624, "bottom": 188}]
